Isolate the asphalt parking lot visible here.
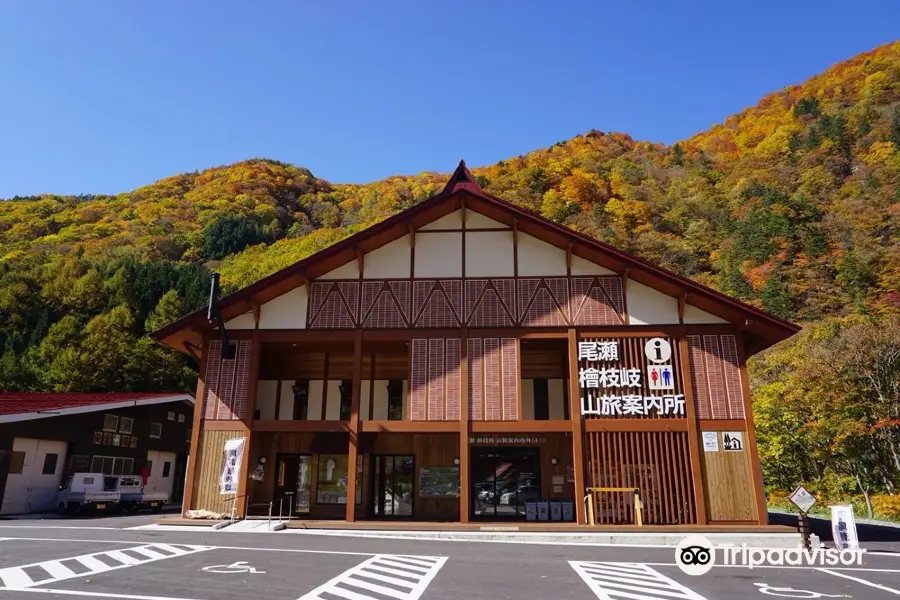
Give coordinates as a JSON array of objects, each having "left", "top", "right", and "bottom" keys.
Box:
[{"left": 1, "top": 519, "right": 900, "bottom": 600}]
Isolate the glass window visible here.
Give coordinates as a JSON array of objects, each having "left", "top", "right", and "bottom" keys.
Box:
[
  {"left": 316, "top": 454, "right": 362, "bottom": 505},
  {"left": 162, "top": 462, "right": 171, "bottom": 477},
  {"left": 150, "top": 422, "right": 162, "bottom": 439},
  {"left": 42, "top": 453, "right": 58, "bottom": 475},
  {"left": 9, "top": 451, "right": 25, "bottom": 474},
  {"left": 293, "top": 380, "right": 309, "bottom": 420},
  {"left": 103, "top": 414, "right": 118, "bottom": 432},
  {"left": 119, "top": 417, "right": 133, "bottom": 434},
  {"left": 167, "top": 411, "right": 175, "bottom": 421},
  {"left": 178, "top": 413, "right": 185, "bottom": 423},
  {"left": 387, "top": 380, "right": 403, "bottom": 421},
  {"left": 339, "top": 381, "right": 352, "bottom": 421},
  {"left": 533, "top": 379, "right": 550, "bottom": 420},
  {"left": 186, "top": 427, "right": 192, "bottom": 443}
]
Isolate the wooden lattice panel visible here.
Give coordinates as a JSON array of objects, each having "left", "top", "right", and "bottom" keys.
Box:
[
  {"left": 501, "top": 338, "right": 519, "bottom": 421},
  {"left": 307, "top": 281, "right": 357, "bottom": 329},
  {"left": 409, "top": 339, "right": 428, "bottom": 420},
  {"left": 586, "top": 430, "right": 697, "bottom": 525},
  {"left": 445, "top": 339, "right": 462, "bottom": 421},
  {"left": 688, "top": 334, "right": 746, "bottom": 420},
  {"left": 720, "top": 335, "right": 746, "bottom": 419},
  {"left": 427, "top": 339, "right": 446, "bottom": 420},
  {"left": 202, "top": 340, "right": 252, "bottom": 421},
  {"left": 687, "top": 336, "right": 711, "bottom": 420},
  {"left": 467, "top": 338, "right": 484, "bottom": 420},
  {"left": 483, "top": 338, "right": 502, "bottom": 420},
  {"left": 468, "top": 287, "right": 514, "bottom": 327},
  {"left": 362, "top": 292, "right": 407, "bottom": 328},
  {"left": 518, "top": 277, "right": 569, "bottom": 327},
  {"left": 203, "top": 341, "right": 222, "bottom": 420},
  {"left": 569, "top": 276, "right": 625, "bottom": 326},
  {"left": 389, "top": 281, "right": 411, "bottom": 321},
  {"left": 702, "top": 335, "right": 729, "bottom": 419}
]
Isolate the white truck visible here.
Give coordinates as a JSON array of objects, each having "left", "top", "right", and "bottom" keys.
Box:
[
  {"left": 56, "top": 473, "right": 121, "bottom": 516},
  {"left": 116, "top": 475, "right": 168, "bottom": 512}
]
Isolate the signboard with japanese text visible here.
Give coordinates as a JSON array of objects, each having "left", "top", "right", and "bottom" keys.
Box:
[
  {"left": 578, "top": 337, "right": 687, "bottom": 418},
  {"left": 219, "top": 437, "right": 246, "bottom": 495}
]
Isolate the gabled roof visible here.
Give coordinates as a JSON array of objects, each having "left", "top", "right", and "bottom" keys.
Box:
[
  {"left": 151, "top": 160, "right": 800, "bottom": 356},
  {"left": 0, "top": 393, "right": 194, "bottom": 424}
]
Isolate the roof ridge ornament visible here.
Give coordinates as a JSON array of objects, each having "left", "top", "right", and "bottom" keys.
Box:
[{"left": 439, "top": 159, "right": 483, "bottom": 197}]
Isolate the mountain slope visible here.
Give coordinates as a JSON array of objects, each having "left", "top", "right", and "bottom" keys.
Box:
[{"left": 1, "top": 41, "right": 899, "bottom": 395}]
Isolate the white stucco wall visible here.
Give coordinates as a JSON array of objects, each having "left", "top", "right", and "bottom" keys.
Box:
[
  {"left": 363, "top": 236, "right": 411, "bottom": 279},
  {"left": 626, "top": 280, "right": 680, "bottom": 325},
  {"left": 319, "top": 261, "right": 359, "bottom": 280},
  {"left": 465, "top": 231, "right": 515, "bottom": 277},
  {"left": 224, "top": 312, "right": 255, "bottom": 329},
  {"left": 420, "top": 209, "right": 463, "bottom": 230},
  {"left": 255, "top": 380, "right": 278, "bottom": 419},
  {"left": 259, "top": 286, "right": 308, "bottom": 329},
  {"left": 414, "top": 232, "right": 462, "bottom": 277},
  {"left": 466, "top": 211, "right": 508, "bottom": 229},
  {"left": 517, "top": 233, "right": 567, "bottom": 276},
  {"left": 570, "top": 254, "right": 616, "bottom": 276},
  {"left": 683, "top": 303, "right": 729, "bottom": 324}
]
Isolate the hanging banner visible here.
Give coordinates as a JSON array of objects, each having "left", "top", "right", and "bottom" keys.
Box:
[
  {"left": 830, "top": 504, "right": 859, "bottom": 550},
  {"left": 220, "top": 437, "right": 246, "bottom": 495}
]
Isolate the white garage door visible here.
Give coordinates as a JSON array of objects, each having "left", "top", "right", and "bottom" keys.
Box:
[
  {"left": 1, "top": 438, "right": 68, "bottom": 515},
  {"left": 146, "top": 450, "right": 177, "bottom": 499}
]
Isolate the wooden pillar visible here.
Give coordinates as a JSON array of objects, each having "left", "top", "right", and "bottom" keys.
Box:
[
  {"left": 737, "top": 331, "right": 768, "bottom": 525},
  {"left": 459, "top": 329, "right": 470, "bottom": 523},
  {"left": 345, "top": 330, "right": 363, "bottom": 522},
  {"left": 181, "top": 340, "right": 208, "bottom": 515},
  {"left": 235, "top": 328, "right": 261, "bottom": 518},
  {"left": 678, "top": 336, "right": 708, "bottom": 525},
  {"left": 566, "top": 328, "right": 587, "bottom": 525}
]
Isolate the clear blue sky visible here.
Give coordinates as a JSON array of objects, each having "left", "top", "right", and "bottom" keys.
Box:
[{"left": 1, "top": 1, "right": 897, "bottom": 197}]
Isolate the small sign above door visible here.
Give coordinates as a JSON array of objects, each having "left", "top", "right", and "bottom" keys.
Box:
[{"left": 469, "top": 436, "right": 548, "bottom": 445}]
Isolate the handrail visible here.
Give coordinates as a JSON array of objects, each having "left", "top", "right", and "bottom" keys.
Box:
[
  {"left": 585, "top": 487, "right": 643, "bottom": 527},
  {"left": 221, "top": 493, "right": 250, "bottom": 524}
]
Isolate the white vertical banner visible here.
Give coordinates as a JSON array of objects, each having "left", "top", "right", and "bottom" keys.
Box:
[
  {"left": 830, "top": 504, "right": 859, "bottom": 550},
  {"left": 220, "top": 438, "right": 246, "bottom": 495}
]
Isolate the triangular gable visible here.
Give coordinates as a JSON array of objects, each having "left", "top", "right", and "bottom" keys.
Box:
[{"left": 151, "top": 160, "right": 799, "bottom": 356}]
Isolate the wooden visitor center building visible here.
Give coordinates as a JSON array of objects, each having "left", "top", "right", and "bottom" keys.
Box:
[{"left": 152, "top": 162, "right": 800, "bottom": 527}]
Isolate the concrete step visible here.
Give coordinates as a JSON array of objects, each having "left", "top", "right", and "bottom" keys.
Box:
[{"left": 216, "top": 519, "right": 286, "bottom": 532}]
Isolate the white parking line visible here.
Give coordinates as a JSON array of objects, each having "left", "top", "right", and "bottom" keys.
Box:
[
  {"left": 819, "top": 568, "right": 900, "bottom": 596},
  {"left": 571, "top": 561, "right": 708, "bottom": 600},
  {"left": 0, "top": 544, "right": 212, "bottom": 590},
  {"left": 0, "top": 588, "right": 198, "bottom": 600},
  {"left": 297, "top": 554, "right": 448, "bottom": 600}
]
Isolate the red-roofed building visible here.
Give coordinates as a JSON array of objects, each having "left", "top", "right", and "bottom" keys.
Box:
[{"left": 0, "top": 392, "right": 194, "bottom": 515}]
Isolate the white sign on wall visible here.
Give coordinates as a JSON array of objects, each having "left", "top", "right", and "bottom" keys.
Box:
[
  {"left": 644, "top": 338, "right": 672, "bottom": 364},
  {"left": 578, "top": 339, "right": 685, "bottom": 417},
  {"left": 220, "top": 437, "right": 246, "bottom": 495},
  {"left": 723, "top": 432, "right": 744, "bottom": 451},
  {"left": 702, "top": 432, "right": 719, "bottom": 452},
  {"left": 647, "top": 364, "right": 675, "bottom": 390}
]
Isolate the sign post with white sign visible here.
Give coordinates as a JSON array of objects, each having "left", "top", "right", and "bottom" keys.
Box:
[
  {"left": 578, "top": 338, "right": 686, "bottom": 418},
  {"left": 789, "top": 485, "right": 817, "bottom": 550}
]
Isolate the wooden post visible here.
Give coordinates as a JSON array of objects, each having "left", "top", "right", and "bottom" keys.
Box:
[
  {"left": 345, "top": 330, "right": 363, "bottom": 522},
  {"left": 459, "top": 330, "right": 470, "bottom": 523},
  {"left": 567, "top": 328, "right": 587, "bottom": 525},
  {"left": 737, "top": 331, "right": 768, "bottom": 525},
  {"left": 678, "top": 337, "right": 708, "bottom": 525},
  {"left": 181, "top": 340, "right": 208, "bottom": 515}
]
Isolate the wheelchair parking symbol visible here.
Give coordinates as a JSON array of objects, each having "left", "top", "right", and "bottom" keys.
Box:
[{"left": 202, "top": 561, "right": 266, "bottom": 574}]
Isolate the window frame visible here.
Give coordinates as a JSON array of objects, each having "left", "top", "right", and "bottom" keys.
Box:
[
  {"left": 102, "top": 414, "right": 119, "bottom": 432},
  {"left": 150, "top": 422, "right": 162, "bottom": 439},
  {"left": 119, "top": 417, "right": 134, "bottom": 434}
]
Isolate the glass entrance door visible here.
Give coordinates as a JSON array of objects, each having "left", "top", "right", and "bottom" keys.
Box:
[
  {"left": 371, "top": 455, "right": 414, "bottom": 517},
  {"left": 470, "top": 447, "right": 541, "bottom": 519},
  {"left": 274, "top": 454, "right": 312, "bottom": 515}
]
